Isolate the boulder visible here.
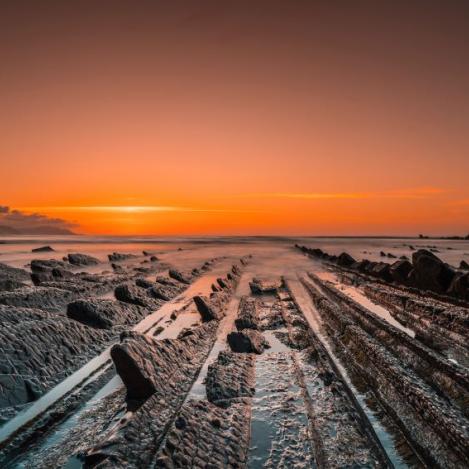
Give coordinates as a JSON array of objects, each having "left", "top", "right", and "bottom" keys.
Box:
[
  {"left": 168, "top": 269, "right": 191, "bottom": 284},
  {"left": 459, "top": 260, "right": 469, "bottom": 270},
  {"left": 67, "top": 253, "right": 100, "bottom": 266},
  {"left": 227, "top": 330, "right": 267, "bottom": 354},
  {"left": 149, "top": 284, "right": 179, "bottom": 301},
  {"left": 410, "top": 249, "right": 456, "bottom": 292},
  {"left": 135, "top": 278, "right": 154, "bottom": 289},
  {"left": 193, "top": 295, "right": 223, "bottom": 321},
  {"left": 389, "top": 260, "right": 413, "bottom": 284},
  {"left": 336, "top": 252, "right": 356, "bottom": 267},
  {"left": 32, "top": 245, "right": 54, "bottom": 252}
]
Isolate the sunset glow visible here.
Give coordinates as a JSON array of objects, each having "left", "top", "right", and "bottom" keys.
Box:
[{"left": 1, "top": 1, "right": 468, "bottom": 236}]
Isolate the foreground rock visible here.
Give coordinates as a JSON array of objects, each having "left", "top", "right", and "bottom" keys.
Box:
[
  {"left": 67, "top": 299, "right": 147, "bottom": 329},
  {"left": 249, "top": 277, "right": 281, "bottom": 294},
  {"left": 81, "top": 322, "right": 218, "bottom": 466}
]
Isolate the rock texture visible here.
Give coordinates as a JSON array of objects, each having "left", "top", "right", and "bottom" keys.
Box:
[{"left": 67, "top": 253, "right": 100, "bottom": 266}]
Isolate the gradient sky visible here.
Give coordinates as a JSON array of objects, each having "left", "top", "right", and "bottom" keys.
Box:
[{"left": 1, "top": 1, "right": 468, "bottom": 235}]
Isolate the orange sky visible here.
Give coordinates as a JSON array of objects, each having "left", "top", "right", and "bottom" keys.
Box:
[{"left": 1, "top": 1, "right": 468, "bottom": 236}]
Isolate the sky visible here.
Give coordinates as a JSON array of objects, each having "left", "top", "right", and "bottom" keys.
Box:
[{"left": 1, "top": 1, "right": 468, "bottom": 236}]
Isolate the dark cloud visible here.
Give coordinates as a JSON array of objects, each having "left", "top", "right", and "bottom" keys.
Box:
[{"left": 0, "top": 206, "right": 77, "bottom": 234}]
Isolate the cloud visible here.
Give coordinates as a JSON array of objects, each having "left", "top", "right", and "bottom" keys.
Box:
[
  {"left": 244, "top": 187, "right": 445, "bottom": 200},
  {"left": 0, "top": 206, "right": 77, "bottom": 235}
]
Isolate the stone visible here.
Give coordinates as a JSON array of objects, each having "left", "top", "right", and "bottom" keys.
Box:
[
  {"left": 227, "top": 330, "right": 267, "bottom": 354},
  {"left": 108, "top": 252, "right": 136, "bottom": 262},
  {"left": 234, "top": 297, "right": 259, "bottom": 330},
  {"left": 114, "top": 283, "right": 159, "bottom": 308},
  {"left": 32, "top": 245, "right": 54, "bottom": 252},
  {"left": 193, "top": 295, "right": 223, "bottom": 321},
  {"left": 389, "top": 260, "right": 413, "bottom": 283},
  {"left": 337, "top": 252, "right": 356, "bottom": 267},
  {"left": 67, "top": 253, "right": 100, "bottom": 266},
  {"left": 168, "top": 269, "right": 191, "bottom": 284},
  {"left": 459, "top": 260, "right": 469, "bottom": 270},
  {"left": 410, "top": 249, "right": 456, "bottom": 293}
]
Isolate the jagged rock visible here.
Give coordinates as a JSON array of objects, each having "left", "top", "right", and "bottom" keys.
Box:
[
  {"left": 193, "top": 295, "right": 223, "bottom": 321},
  {"left": 337, "top": 252, "right": 356, "bottom": 267},
  {"left": 459, "top": 260, "right": 469, "bottom": 270},
  {"left": 111, "top": 323, "right": 217, "bottom": 402},
  {"left": 114, "top": 283, "right": 159, "bottom": 308},
  {"left": 0, "top": 278, "right": 27, "bottom": 292},
  {"left": 235, "top": 297, "right": 259, "bottom": 330},
  {"left": 30, "top": 259, "right": 68, "bottom": 272},
  {"left": 0, "top": 304, "right": 112, "bottom": 410},
  {"left": 227, "top": 330, "right": 267, "bottom": 354},
  {"left": 0, "top": 286, "right": 74, "bottom": 312},
  {"left": 0, "top": 262, "right": 30, "bottom": 293},
  {"left": 67, "top": 299, "right": 146, "bottom": 329},
  {"left": 390, "top": 259, "right": 413, "bottom": 283},
  {"left": 168, "top": 269, "right": 191, "bottom": 284},
  {"left": 67, "top": 253, "right": 100, "bottom": 266},
  {"left": 108, "top": 252, "right": 136, "bottom": 262},
  {"left": 410, "top": 249, "right": 456, "bottom": 293},
  {"left": 155, "top": 275, "right": 181, "bottom": 288},
  {"left": 32, "top": 245, "right": 54, "bottom": 252},
  {"left": 149, "top": 284, "right": 180, "bottom": 301}
]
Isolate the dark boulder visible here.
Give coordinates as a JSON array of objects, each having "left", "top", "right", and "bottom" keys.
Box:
[
  {"left": 67, "top": 253, "right": 100, "bottom": 266},
  {"left": 193, "top": 295, "right": 223, "bottom": 321},
  {"left": 227, "top": 330, "right": 267, "bottom": 354},
  {"left": 337, "top": 252, "right": 356, "bottom": 267},
  {"left": 459, "top": 260, "right": 469, "bottom": 270},
  {"left": 410, "top": 249, "right": 456, "bottom": 293},
  {"left": 32, "top": 245, "right": 54, "bottom": 252},
  {"left": 389, "top": 260, "right": 413, "bottom": 284},
  {"left": 369, "top": 262, "right": 393, "bottom": 282}
]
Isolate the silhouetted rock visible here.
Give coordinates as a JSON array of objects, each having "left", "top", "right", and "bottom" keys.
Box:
[
  {"left": 459, "top": 260, "right": 469, "bottom": 270},
  {"left": 32, "top": 245, "right": 54, "bottom": 252},
  {"left": 337, "top": 252, "right": 356, "bottom": 267},
  {"left": 30, "top": 259, "right": 68, "bottom": 272},
  {"left": 67, "top": 253, "right": 99, "bottom": 266},
  {"left": 227, "top": 330, "right": 267, "bottom": 354},
  {"left": 390, "top": 260, "right": 413, "bottom": 283},
  {"left": 410, "top": 249, "right": 456, "bottom": 292},
  {"left": 135, "top": 278, "right": 153, "bottom": 289}
]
